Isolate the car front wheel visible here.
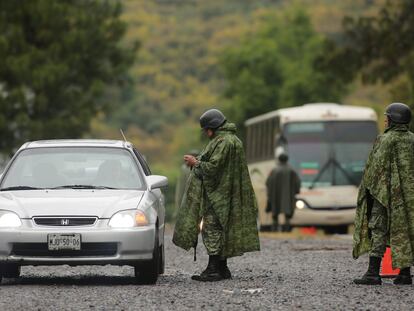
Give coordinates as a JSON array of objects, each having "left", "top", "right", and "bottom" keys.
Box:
[
  {"left": 134, "top": 228, "right": 160, "bottom": 285},
  {"left": 159, "top": 242, "right": 165, "bottom": 275},
  {"left": 0, "top": 264, "right": 21, "bottom": 278}
]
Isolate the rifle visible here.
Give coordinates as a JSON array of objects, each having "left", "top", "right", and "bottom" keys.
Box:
[{"left": 194, "top": 219, "right": 203, "bottom": 261}]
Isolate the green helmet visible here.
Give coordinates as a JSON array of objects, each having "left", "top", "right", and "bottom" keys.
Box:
[
  {"left": 199, "top": 109, "right": 226, "bottom": 129},
  {"left": 385, "top": 102, "right": 412, "bottom": 124}
]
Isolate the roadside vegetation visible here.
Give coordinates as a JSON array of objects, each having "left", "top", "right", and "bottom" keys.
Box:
[{"left": 2, "top": 0, "right": 411, "bottom": 221}]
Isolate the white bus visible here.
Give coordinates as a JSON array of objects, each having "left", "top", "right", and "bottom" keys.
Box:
[{"left": 245, "top": 103, "right": 378, "bottom": 233}]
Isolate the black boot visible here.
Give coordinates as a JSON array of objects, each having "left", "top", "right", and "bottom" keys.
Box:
[
  {"left": 354, "top": 256, "right": 382, "bottom": 285},
  {"left": 271, "top": 216, "right": 279, "bottom": 232},
  {"left": 219, "top": 258, "right": 232, "bottom": 279},
  {"left": 394, "top": 267, "right": 412, "bottom": 285},
  {"left": 191, "top": 255, "right": 223, "bottom": 282}
]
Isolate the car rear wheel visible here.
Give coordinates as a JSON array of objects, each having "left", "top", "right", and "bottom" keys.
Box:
[
  {"left": 134, "top": 228, "right": 160, "bottom": 285},
  {"left": 0, "top": 264, "right": 21, "bottom": 278}
]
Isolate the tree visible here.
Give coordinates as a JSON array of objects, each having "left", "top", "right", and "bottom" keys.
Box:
[
  {"left": 0, "top": 0, "right": 136, "bottom": 154},
  {"left": 318, "top": 0, "right": 414, "bottom": 122},
  {"left": 219, "top": 8, "right": 347, "bottom": 130}
]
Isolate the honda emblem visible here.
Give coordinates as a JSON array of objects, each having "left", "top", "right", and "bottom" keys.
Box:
[{"left": 61, "top": 219, "right": 70, "bottom": 226}]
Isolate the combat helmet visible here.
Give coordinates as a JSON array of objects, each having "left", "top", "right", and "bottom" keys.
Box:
[
  {"left": 384, "top": 102, "right": 412, "bottom": 124},
  {"left": 199, "top": 109, "right": 226, "bottom": 129}
]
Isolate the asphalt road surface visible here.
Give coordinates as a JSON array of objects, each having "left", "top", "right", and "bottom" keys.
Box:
[{"left": 0, "top": 233, "right": 413, "bottom": 311}]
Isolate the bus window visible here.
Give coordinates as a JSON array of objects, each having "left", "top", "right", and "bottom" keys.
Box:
[{"left": 246, "top": 116, "right": 280, "bottom": 163}]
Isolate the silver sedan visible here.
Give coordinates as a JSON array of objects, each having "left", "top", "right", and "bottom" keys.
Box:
[{"left": 0, "top": 139, "right": 167, "bottom": 284}]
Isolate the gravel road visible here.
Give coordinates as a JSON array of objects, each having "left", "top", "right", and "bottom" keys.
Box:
[{"left": 0, "top": 234, "right": 412, "bottom": 311}]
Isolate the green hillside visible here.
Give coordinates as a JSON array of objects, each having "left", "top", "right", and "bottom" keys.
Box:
[{"left": 87, "top": 0, "right": 387, "bottom": 218}]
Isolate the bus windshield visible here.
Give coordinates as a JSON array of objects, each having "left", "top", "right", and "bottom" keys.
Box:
[{"left": 283, "top": 121, "right": 378, "bottom": 188}]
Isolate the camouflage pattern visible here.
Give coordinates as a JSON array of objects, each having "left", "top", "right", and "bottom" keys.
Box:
[
  {"left": 201, "top": 201, "right": 223, "bottom": 255},
  {"left": 173, "top": 122, "right": 260, "bottom": 258},
  {"left": 175, "top": 163, "right": 191, "bottom": 208},
  {"left": 368, "top": 199, "right": 388, "bottom": 258},
  {"left": 353, "top": 123, "right": 414, "bottom": 268},
  {"left": 172, "top": 171, "right": 203, "bottom": 251}
]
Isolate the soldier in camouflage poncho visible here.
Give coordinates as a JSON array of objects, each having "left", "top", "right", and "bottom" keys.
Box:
[
  {"left": 173, "top": 109, "right": 260, "bottom": 282},
  {"left": 353, "top": 103, "right": 414, "bottom": 285}
]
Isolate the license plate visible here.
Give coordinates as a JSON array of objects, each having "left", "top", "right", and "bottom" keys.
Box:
[{"left": 48, "top": 234, "right": 81, "bottom": 251}]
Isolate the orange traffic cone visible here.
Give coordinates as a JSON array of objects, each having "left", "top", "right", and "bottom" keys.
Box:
[
  {"left": 380, "top": 247, "right": 400, "bottom": 278},
  {"left": 300, "top": 226, "right": 317, "bottom": 235}
]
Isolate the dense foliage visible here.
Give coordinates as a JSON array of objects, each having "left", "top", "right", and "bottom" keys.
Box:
[
  {"left": 320, "top": 0, "right": 414, "bottom": 125},
  {"left": 97, "top": 0, "right": 384, "bottom": 168},
  {"left": 220, "top": 9, "right": 347, "bottom": 129},
  {"left": 92, "top": 0, "right": 385, "bottom": 220},
  {"left": 0, "top": 0, "right": 388, "bottom": 221},
  {"left": 0, "top": 0, "right": 135, "bottom": 154}
]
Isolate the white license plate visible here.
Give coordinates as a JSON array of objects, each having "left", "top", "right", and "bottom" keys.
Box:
[{"left": 48, "top": 234, "right": 81, "bottom": 251}]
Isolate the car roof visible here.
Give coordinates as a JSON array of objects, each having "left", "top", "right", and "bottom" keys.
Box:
[{"left": 19, "top": 139, "right": 134, "bottom": 151}]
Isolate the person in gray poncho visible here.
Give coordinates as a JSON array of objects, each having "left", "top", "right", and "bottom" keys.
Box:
[{"left": 266, "top": 150, "right": 301, "bottom": 232}]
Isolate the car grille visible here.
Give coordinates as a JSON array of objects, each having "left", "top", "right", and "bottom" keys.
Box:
[
  {"left": 33, "top": 217, "right": 97, "bottom": 226},
  {"left": 11, "top": 243, "right": 117, "bottom": 257}
]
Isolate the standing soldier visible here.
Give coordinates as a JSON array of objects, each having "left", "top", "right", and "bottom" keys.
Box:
[
  {"left": 266, "top": 149, "right": 301, "bottom": 232},
  {"left": 173, "top": 108, "right": 260, "bottom": 282},
  {"left": 353, "top": 102, "right": 414, "bottom": 285}
]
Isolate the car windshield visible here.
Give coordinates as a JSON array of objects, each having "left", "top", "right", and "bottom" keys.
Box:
[
  {"left": 0, "top": 147, "right": 145, "bottom": 190},
  {"left": 284, "top": 121, "right": 378, "bottom": 188}
]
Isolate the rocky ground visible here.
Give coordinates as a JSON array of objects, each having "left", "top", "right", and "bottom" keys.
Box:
[{"left": 0, "top": 233, "right": 412, "bottom": 310}]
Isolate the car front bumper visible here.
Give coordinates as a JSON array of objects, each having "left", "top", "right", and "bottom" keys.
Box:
[
  {"left": 290, "top": 207, "right": 356, "bottom": 226},
  {"left": 0, "top": 220, "right": 157, "bottom": 266}
]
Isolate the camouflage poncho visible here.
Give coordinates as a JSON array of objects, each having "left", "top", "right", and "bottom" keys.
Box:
[
  {"left": 173, "top": 122, "right": 260, "bottom": 258},
  {"left": 353, "top": 124, "right": 414, "bottom": 268}
]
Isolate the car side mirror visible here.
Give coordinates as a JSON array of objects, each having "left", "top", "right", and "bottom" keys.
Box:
[{"left": 146, "top": 175, "right": 168, "bottom": 191}]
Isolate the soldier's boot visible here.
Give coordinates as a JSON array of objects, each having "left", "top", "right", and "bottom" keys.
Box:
[
  {"left": 353, "top": 256, "right": 382, "bottom": 285},
  {"left": 191, "top": 255, "right": 223, "bottom": 282},
  {"left": 219, "top": 258, "right": 232, "bottom": 279},
  {"left": 394, "top": 267, "right": 412, "bottom": 285}
]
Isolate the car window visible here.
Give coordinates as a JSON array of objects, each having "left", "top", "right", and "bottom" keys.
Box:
[
  {"left": 133, "top": 148, "right": 151, "bottom": 176},
  {"left": 1, "top": 147, "right": 145, "bottom": 190}
]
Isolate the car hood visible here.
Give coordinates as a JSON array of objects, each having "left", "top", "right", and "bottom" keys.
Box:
[{"left": 0, "top": 190, "right": 145, "bottom": 218}]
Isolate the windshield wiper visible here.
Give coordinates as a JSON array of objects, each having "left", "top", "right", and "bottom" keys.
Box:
[
  {"left": 51, "top": 184, "right": 116, "bottom": 190},
  {"left": 0, "top": 186, "right": 44, "bottom": 191},
  {"left": 308, "top": 153, "right": 357, "bottom": 189}
]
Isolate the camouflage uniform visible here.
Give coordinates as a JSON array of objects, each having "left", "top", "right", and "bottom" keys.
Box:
[
  {"left": 368, "top": 198, "right": 388, "bottom": 258},
  {"left": 202, "top": 197, "right": 223, "bottom": 255},
  {"left": 173, "top": 122, "right": 260, "bottom": 258},
  {"left": 175, "top": 163, "right": 191, "bottom": 208},
  {"left": 353, "top": 123, "right": 414, "bottom": 269}
]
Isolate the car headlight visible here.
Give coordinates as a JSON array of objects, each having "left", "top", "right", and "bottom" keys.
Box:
[
  {"left": 109, "top": 210, "right": 149, "bottom": 228},
  {"left": 296, "top": 200, "right": 307, "bottom": 210},
  {"left": 0, "top": 211, "right": 22, "bottom": 228}
]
